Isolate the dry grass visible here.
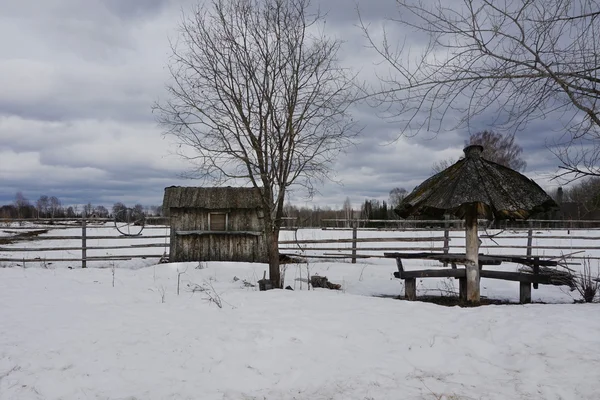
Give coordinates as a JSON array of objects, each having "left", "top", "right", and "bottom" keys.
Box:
[{"left": 573, "top": 257, "right": 600, "bottom": 303}]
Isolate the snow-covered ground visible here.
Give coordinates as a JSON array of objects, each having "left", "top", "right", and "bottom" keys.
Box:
[{"left": 1, "top": 227, "right": 599, "bottom": 399}]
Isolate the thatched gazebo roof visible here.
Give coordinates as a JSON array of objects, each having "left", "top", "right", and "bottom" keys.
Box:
[
  {"left": 395, "top": 145, "right": 557, "bottom": 220},
  {"left": 163, "top": 186, "right": 263, "bottom": 209}
]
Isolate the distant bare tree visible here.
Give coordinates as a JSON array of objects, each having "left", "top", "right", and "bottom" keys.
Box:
[
  {"left": 49, "top": 196, "right": 61, "bottom": 219},
  {"left": 133, "top": 204, "right": 145, "bottom": 217},
  {"left": 361, "top": 0, "right": 600, "bottom": 180},
  {"left": 564, "top": 177, "right": 600, "bottom": 216},
  {"left": 388, "top": 187, "right": 407, "bottom": 208},
  {"left": 36, "top": 195, "right": 49, "bottom": 218},
  {"left": 155, "top": 0, "right": 358, "bottom": 287},
  {"left": 432, "top": 131, "right": 526, "bottom": 173},
  {"left": 149, "top": 205, "right": 163, "bottom": 217},
  {"left": 14, "top": 192, "right": 31, "bottom": 219},
  {"left": 112, "top": 202, "right": 127, "bottom": 218},
  {"left": 470, "top": 131, "right": 526, "bottom": 171},
  {"left": 83, "top": 202, "right": 94, "bottom": 217},
  {"left": 431, "top": 159, "right": 454, "bottom": 175},
  {"left": 342, "top": 197, "right": 353, "bottom": 225},
  {"left": 94, "top": 206, "right": 110, "bottom": 218},
  {"left": 65, "top": 206, "right": 76, "bottom": 218}
]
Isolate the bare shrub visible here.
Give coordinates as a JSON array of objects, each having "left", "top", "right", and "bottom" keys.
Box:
[
  {"left": 150, "top": 285, "right": 167, "bottom": 303},
  {"left": 574, "top": 258, "right": 600, "bottom": 303},
  {"left": 187, "top": 280, "right": 223, "bottom": 308}
]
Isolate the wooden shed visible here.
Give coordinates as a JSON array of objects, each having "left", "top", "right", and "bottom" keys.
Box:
[{"left": 163, "top": 186, "right": 268, "bottom": 263}]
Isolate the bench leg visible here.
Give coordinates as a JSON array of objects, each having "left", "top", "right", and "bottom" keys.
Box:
[
  {"left": 520, "top": 282, "right": 531, "bottom": 304},
  {"left": 458, "top": 277, "right": 467, "bottom": 302},
  {"left": 405, "top": 278, "right": 416, "bottom": 301}
]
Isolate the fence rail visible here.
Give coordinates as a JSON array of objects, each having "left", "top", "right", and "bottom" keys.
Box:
[
  {"left": 280, "top": 226, "right": 600, "bottom": 263},
  {"left": 0, "top": 217, "right": 169, "bottom": 266},
  {"left": 3, "top": 218, "right": 600, "bottom": 266}
]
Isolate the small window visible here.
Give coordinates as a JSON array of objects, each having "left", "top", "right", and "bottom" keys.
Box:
[{"left": 209, "top": 213, "right": 227, "bottom": 231}]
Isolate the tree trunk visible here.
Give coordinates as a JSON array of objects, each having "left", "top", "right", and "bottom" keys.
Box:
[
  {"left": 465, "top": 205, "right": 480, "bottom": 303},
  {"left": 265, "top": 226, "right": 281, "bottom": 288}
]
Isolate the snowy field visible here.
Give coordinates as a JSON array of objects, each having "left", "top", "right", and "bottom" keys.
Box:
[{"left": 1, "top": 226, "right": 600, "bottom": 399}]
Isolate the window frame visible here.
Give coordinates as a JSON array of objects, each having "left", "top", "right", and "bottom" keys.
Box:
[{"left": 208, "top": 212, "right": 228, "bottom": 231}]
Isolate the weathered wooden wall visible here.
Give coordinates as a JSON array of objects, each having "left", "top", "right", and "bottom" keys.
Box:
[{"left": 169, "top": 208, "right": 268, "bottom": 263}]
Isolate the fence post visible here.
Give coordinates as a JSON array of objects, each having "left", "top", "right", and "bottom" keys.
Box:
[
  {"left": 351, "top": 220, "right": 357, "bottom": 264},
  {"left": 82, "top": 211, "right": 87, "bottom": 269},
  {"left": 526, "top": 228, "right": 533, "bottom": 259},
  {"left": 443, "top": 215, "right": 450, "bottom": 267}
]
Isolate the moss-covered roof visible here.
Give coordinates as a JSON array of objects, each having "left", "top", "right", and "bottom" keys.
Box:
[
  {"left": 163, "top": 186, "right": 263, "bottom": 209},
  {"left": 395, "top": 145, "right": 557, "bottom": 220}
]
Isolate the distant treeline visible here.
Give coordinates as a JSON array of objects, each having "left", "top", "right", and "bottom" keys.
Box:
[
  {"left": 4, "top": 183, "right": 600, "bottom": 228},
  {"left": 0, "top": 192, "right": 162, "bottom": 220}
]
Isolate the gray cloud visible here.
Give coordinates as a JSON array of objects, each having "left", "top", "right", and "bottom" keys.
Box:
[{"left": 0, "top": 0, "right": 570, "bottom": 210}]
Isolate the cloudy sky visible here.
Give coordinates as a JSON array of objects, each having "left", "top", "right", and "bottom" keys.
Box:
[{"left": 0, "top": 0, "right": 566, "bottom": 210}]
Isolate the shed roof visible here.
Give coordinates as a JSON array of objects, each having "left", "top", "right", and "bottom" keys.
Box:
[{"left": 163, "top": 186, "right": 263, "bottom": 209}]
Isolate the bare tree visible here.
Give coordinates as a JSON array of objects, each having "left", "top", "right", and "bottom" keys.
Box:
[
  {"left": 470, "top": 131, "right": 526, "bottom": 171},
  {"left": 361, "top": 0, "right": 600, "bottom": 179},
  {"left": 112, "top": 202, "right": 127, "bottom": 219},
  {"left": 83, "top": 202, "right": 94, "bottom": 217},
  {"left": 155, "top": 0, "right": 357, "bottom": 287},
  {"left": 95, "top": 205, "right": 110, "bottom": 218},
  {"left": 564, "top": 177, "right": 600, "bottom": 216},
  {"left": 49, "top": 196, "right": 61, "bottom": 219},
  {"left": 14, "top": 192, "right": 31, "bottom": 219},
  {"left": 342, "top": 196, "right": 353, "bottom": 226},
  {"left": 431, "top": 130, "right": 526, "bottom": 173},
  {"left": 388, "top": 187, "right": 407, "bottom": 208},
  {"left": 431, "top": 158, "right": 455, "bottom": 175},
  {"left": 36, "top": 195, "right": 49, "bottom": 218}
]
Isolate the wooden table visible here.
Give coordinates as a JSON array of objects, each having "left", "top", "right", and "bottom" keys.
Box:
[{"left": 384, "top": 252, "right": 560, "bottom": 303}]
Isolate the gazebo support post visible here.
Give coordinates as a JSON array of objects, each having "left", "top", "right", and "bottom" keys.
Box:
[{"left": 465, "top": 205, "right": 480, "bottom": 303}]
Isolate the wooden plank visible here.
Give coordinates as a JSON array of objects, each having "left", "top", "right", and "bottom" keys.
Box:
[
  {"left": 533, "top": 257, "right": 540, "bottom": 289},
  {"left": 320, "top": 253, "right": 376, "bottom": 258},
  {"left": 443, "top": 223, "right": 450, "bottom": 267},
  {"left": 384, "top": 252, "right": 557, "bottom": 267},
  {"left": 82, "top": 216, "right": 87, "bottom": 269},
  {"left": 282, "top": 246, "right": 443, "bottom": 252},
  {"left": 480, "top": 270, "right": 553, "bottom": 284},
  {"left": 0, "top": 254, "right": 164, "bottom": 262},
  {"left": 279, "top": 254, "right": 371, "bottom": 260},
  {"left": 405, "top": 278, "right": 416, "bottom": 301},
  {"left": 402, "top": 269, "right": 466, "bottom": 279},
  {"left": 395, "top": 258, "right": 405, "bottom": 279},
  {"left": 459, "top": 235, "right": 600, "bottom": 240},
  {"left": 455, "top": 245, "right": 600, "bottom": 250},
  {"left": 5, "top": 235, "right": 170, "bottom": 241},
  {"left": 383, "top": 252, "right": 503, "bottom": 265},
  {"left": 351, "top": 224, "right": 357, "bottom": 264},
  {"left": 520, "top": 282, "right": 532, "bottom": 304},
  {"left": 278, "top": 236, "right": 447, "bottom": 245},
  {"left": 0, "top": 243, "right": 168, "bottom": 252},
  {"left": 176, "top": 230, "right": 262, "bottom": 236}
]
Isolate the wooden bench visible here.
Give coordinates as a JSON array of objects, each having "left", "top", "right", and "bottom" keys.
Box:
[{"left": 384, "top": 252, "right": 561, "bottom": 303}]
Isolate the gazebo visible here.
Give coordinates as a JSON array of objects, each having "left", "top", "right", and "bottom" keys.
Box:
[{"left": 395, "top": 145, "right": 557, "bottom": 303}]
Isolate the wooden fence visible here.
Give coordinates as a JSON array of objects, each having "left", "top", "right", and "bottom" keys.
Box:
[
  {"left": 279, "top": 224, "right": 600, "bottom": 263},
  {"left": 0, "top": 217, "right": 169, "bottom": 267},
  {"left": 2, "top": 218, "right": 600, "bottom": 267}
]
